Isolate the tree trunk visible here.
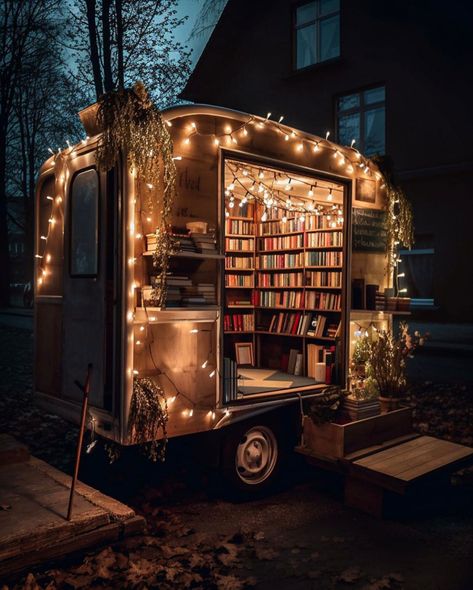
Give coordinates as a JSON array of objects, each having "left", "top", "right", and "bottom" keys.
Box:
[
  {"left": 102, "top": 0, "right": 113, "bottom": 93},
  {"left": 85, "top": 0, "right": 103, "bottom": 100},
  {"left": 116, "top": 0, "right": 124, "bottom": 88},
  {"left": 0, "top": 126, "right": 11, "bottom": 306}
]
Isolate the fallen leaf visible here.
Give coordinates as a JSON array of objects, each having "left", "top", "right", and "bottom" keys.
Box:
[
  {"left": 0, "top": 504, "right": 11, "bottom": 511},
  {"left": 254, "top": 546, "right": 279, "bottom": 560},
  {"left": 338, "top": 566, "right": 363, "bottom": 583},
  {"left": 215, "top": 574, "right": 244, "bottom": 590},
  {"left": 253, "top": 531, "right": 265, "bottom": 541}
]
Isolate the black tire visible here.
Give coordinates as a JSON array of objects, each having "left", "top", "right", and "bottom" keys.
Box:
[{"left": 220, "top": 417, "right": 289, "bottom": 499}]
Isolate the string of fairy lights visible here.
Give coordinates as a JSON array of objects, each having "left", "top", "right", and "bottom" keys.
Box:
[
  {"left": 224, "top": 161, "right": 344, "bottom": 226},
  {"left": 36, "top": 108, "right": 408, "bottom": 426}
]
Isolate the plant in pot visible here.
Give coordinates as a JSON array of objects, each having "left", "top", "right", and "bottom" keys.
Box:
[{"left": 364, "top": 322, "right": 426, "bottom": 413}]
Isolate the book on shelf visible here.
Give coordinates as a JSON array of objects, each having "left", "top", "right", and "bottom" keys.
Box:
[
  {"left": 225, "top": 219, "right": 254, "bottom": 235},
  {"left": 225, "top": 274, "right": 254, "bottom": 287},
  {"left": 293, "top": 353, "right": 304, "bottom": 376},
  {"left": 259, "top": 218, "right": 305, "bottom": 235},
  {"left": 305, "top": 290, "right": 341, "bottom": 310},
  {"left": 306, "top": 314, "right": 326, "bottom": 338},
  {"left": 190, "top": 232, "right": 217, "bottom": 253},
  {"left": 257, "top": 272, "right": 303, "bottom": 287},
  {"left": 224, "top": 313, "right": 254, "bottom": 332},
  {"left": 233, "top": 201, "right": 254, "bottom": 218},
  {"left": 306, "top": 231, "right": 342, "bottom": 248},
  {"left": 287, "top": 348, "right": 300, "bottom": 374},
  {"left": 258, "top": 252, "right": 304, "bottom": 269},
  {"left": 225, "top": 256, "right": 254, "bottom": 269},
  {"left": 307, "top": 344, "right": 336, "bottom": 383},
  {"left": 306, "top": 270, "right": 342, "bottom": 288},
  {"left": 258, "top": 234, "right": 304, "bottom": 251},
  {"left": 255, "top": 290, "right": 304, "bottom": 309},
  {"left": 225, "top": 237, "right": 254, "bottom": 251}
]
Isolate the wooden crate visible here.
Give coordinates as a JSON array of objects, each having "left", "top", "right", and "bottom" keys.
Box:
[{"left": 302, "top": 407, "right": 412, "bottom": 459}]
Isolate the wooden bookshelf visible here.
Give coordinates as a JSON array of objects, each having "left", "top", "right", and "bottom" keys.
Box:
[{"left": 224, "top": 192, "right": 345, "bottom": 383}]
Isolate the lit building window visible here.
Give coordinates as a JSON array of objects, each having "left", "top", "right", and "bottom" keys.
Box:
[
  {"left": 337, "top": 86, "right": 386, "bottom": 156},
  {"left": 294, "top": 0, "right": 340, "bottom": 70}
]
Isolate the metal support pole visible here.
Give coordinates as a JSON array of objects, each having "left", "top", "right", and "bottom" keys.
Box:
[{"left": 66, "top": 363, "right": 92, "bottom": 521}]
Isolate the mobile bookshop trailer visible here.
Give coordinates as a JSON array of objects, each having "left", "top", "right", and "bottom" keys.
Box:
[{"left": 34, "top": 100, "right": 400, "bottom": 493}]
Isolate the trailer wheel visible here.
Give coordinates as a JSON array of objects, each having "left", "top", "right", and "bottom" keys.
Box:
[{"left": 221, "top": 422, "right": 281, "bottom": 496}]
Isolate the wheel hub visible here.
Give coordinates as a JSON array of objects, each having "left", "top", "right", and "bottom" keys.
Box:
[{"left": 235, "top": 426, "right": 278, "bottom": 485}]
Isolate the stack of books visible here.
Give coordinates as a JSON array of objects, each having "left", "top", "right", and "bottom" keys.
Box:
[
  {"left": 173, "top": 232, "right": 197, "bottom": 253},
  {"left": 342, "top": 396, "right": 380, "bottom": 421},
  {"left": 191, "top": 232, "right": 217, "bottom": 253},
  {"left": 182, "top": 283, "right": 216, "bottom": 306}
]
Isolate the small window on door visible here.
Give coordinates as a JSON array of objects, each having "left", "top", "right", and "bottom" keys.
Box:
[{"left": 70, "top": 169, "right": 99, "bottom": 277}]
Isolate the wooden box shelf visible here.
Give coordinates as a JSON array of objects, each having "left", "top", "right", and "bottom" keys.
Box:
[{"left": 302, "top": 407, "right": 413, "bottom": 460}]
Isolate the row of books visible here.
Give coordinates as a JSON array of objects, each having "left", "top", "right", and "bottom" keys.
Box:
[
  {"left": 255, "top": 290, "right": 304, "bottom": 308},
  {"left": 307, "top": 344, "right": 335, "bottom": 383},
  {"left": 305, "top": 290, "right": 341, "bottom": 310},
  {"left": 306, "top": 215, "right": 344, "bottom": 231},
  {"left": 306, "top": 231, "right": 343, "bottom": 248},
  {"left": 225, "top": 274, "right": 254, "bottom": 287},
  {"left": 225, "top": 257, "right": 254, "bottom": 269},
  {"left": 306, "top": 271, "right": 342, "bottom": 288},
  {"left": 225, "top": 237, "right": 254, "bottom": 251},
  {"left": 258, "top": 235, "right": 304, "bottom": 251},
  {"left": 259, "top": 311, "right": 340, "bottom": 339},
  {"left": 225, "top": 219, "right": 254, "bottom": 235},
  {"left": 224, "top": 313, "right": 254, "bottom": 332},
  {"left": 257, "top": 272, "right": 304, "bottom": 287},
  {"left": 259, "top": 218, "right": 305, "bottom": 235},
  {"left": 230, "top": 201, "right": 255, "bottom": 218},
  {"left": 257, "top": 253, "right": 305, "bottom": 268},
  {"left": 305, "top": 250, "right": 343, "bottom": 266}
]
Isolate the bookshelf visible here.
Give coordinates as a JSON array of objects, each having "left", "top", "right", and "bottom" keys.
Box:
[{"left": 224, "top": 191, "right": 344, "bottom": 386}]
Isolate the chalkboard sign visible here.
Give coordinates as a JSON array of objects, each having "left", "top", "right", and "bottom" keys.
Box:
[{"left": 352, "top": 208, "right": 387, "bottom": 252}]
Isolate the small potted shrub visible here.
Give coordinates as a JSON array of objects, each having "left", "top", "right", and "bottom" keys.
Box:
[{"left": 365, "top": 322, "right": 426, "bottom": 413}]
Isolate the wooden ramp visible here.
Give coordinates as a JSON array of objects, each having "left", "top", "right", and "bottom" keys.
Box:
[
  {"left": 345, "top": 436, "right": 473, "bottom": 517},
  {"left": 0, "top": 437, "right": 145, "bottom": 579}
]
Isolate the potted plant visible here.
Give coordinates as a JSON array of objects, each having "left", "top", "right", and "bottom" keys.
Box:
[{"left": 364, "top": 322, "right": 426, "bottom": 413}]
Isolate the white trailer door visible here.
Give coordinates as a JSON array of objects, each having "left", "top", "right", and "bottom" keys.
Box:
[{"left": 62, "top": 167, "right": 106, "bottom": 408}]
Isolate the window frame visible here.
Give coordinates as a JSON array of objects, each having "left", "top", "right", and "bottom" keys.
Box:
[
  {"left": 292, "top": 0, "right": 341, "bottom": 71},
  {"left": 68, "top": 166, "right": 101, "bottom": 279},
  {"left": 335, "top": 85, "right": 386, "bottom": 155}
]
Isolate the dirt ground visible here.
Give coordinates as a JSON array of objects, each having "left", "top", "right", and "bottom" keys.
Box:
[{"left": 1, "top": 322, "right": 473, "bottom": 590}]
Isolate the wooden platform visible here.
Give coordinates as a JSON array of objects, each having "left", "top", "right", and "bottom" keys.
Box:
[
  {"left": 345, "top": 436, "right": 473, "bottom": 516},
  {"left": 0, "top": 438, "right": 145, "bottom": 579}
]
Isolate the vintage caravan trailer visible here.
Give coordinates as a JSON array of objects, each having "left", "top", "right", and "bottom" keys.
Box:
[{"left": 34, "top": 103, "right": 394, "bottom": 492}]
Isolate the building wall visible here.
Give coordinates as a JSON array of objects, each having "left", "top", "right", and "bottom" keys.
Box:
[{"left": 182, "top": 0, "right": 473, "bottom": 320}]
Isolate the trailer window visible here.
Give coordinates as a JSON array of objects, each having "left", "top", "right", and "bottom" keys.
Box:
[{"left": 70, "top": 169, "right": 99, "bottom": 277}]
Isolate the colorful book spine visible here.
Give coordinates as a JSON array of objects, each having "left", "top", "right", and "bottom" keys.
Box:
[
  {"left": 305, "top": 250, "right": 343, "bottom": 266},
  {"left": 225, "top": 257, "right": 254, "bottom": 269},
  {"left": 258, "top": 272, "right": 303, "bottom": 287},
  {"left": 258, "top": 234, "right": 304, "bottom": 250},
  {"left": 306, "top": 231, "right": 343, "bottom": 248},
  {"left": 258, "top": 253, "right": 304, "bottom": 269},
  {"left": 306, "top": 271, "right": 342, "bottom": 288},
  {"left": 226, "top": 219, "right": 254, "bottom": 235},
  {"left": 225, "top": 274, "right": 254, "bottom": 287},
  {"left": 225, "top": 238, "right": 254, "bottom": 251}
]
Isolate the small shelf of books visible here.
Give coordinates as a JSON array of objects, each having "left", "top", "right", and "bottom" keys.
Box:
[
  {"left": 141, "top": 228, "right": 220, "bottom": 310},
  {"left": 223, "top": 158, "right": 346, "bottom": 399}
]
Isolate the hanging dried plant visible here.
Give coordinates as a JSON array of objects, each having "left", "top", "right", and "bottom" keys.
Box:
[
  {"left": 95, "top": 81, "right": 177, "bottom": 307},
  {"left": 385, "top": 181, "right": 414, "bottom": 273},
  {"left": 128, "top": 377, "right": 168, "bottom": 462},
  {"left": 372, "top": 156, "right": 414, "bottom": 276}
]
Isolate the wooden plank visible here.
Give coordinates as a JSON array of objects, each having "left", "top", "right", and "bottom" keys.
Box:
[
  {"left": 357, "top": 437, "right": 473, "bottom": 477},
  {"left": 397, "top": 446, "right": 473, "bottom": 481},
  {"left": 343, "top": 433, "right": 420, "bottom": 462},
  {"left": 362, "top": 439, "right": 468, "bottom": 478},
  {"left": 355, "top": 436, "right": 435, "bottom": 467}
]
